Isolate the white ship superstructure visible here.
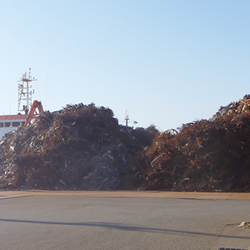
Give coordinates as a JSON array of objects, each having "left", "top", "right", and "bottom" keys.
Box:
[{"left": 0, "top": 115, "right": 28, "bottom": 138}]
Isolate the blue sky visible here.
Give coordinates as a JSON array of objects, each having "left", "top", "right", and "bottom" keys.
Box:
[{"left": 0, "top": 0, "right": 249, "bottom": 131}]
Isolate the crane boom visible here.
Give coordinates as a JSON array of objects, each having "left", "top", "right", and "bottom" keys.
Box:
[{"left": 24, "top": 100, "right": 44, "bottom": 126}]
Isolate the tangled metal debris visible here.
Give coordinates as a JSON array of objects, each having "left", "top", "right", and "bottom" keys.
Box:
[
  {"left": 0, "top": 103, "right": 157, "bottom": 190},
  {"left": 125, "top": 95, "right": 250, "bottom": 192},
  {"left": 238, "top": 221, "right": 250, "bottom": 229},
  {"left": 1, "top": 95, "right": 250, "bottom": 192}
]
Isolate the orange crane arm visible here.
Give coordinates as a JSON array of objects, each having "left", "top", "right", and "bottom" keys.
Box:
[{"left": 24, "top": 100, "right": 44, "bottom": 126}]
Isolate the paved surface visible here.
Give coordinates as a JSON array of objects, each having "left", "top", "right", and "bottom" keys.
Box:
[{"left": 0, "top": 191, "right": 250, "bottom": 250}]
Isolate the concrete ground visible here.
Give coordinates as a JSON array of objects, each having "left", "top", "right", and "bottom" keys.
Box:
[
  {"left": 1, "top": 190, "right": 250, "bottom": 200},
  {"left": 0, "top": 191, "right": 250, "bottom": 250}
]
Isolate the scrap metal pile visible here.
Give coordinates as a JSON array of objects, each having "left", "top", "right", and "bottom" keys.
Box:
[
  {"left": 1, "top": 95, "right": 250, "bottom": 192},
  {"left": 0, "top": 103, "right": 157, "bottom": 190},
  {"left": 125, "top": 95, "right": 250, "bottom": 192}
]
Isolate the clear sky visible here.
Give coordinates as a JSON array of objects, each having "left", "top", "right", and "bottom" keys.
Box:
[{"left": 0, "top": 0, "right": 249, "bottom": 131}]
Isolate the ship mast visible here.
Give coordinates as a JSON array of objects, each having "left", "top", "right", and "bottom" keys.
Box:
[
  {"left": 18, "top": 68, "right": 36, "bottom": 114},
  {"left": 125, "top": 111, "right": 129, "bottom": 126}
]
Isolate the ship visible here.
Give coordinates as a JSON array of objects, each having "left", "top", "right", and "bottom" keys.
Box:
[{"left": 0, "top": 69, "right": 43, "bottom": 138}]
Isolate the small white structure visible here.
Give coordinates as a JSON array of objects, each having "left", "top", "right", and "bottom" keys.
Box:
[
  {"left": 0, "top": 114, "right": 28, "bottom": 138},
  {"left": 0, "top": 69, "right": 37, "bottom": 139},
  {"left": 18, "top": 68, "right": 36, "bottom": 114}
]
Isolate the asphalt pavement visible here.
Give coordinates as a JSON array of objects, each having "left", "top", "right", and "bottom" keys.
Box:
[{"left": 0, "top": 191, "right": 249, "bottom": 250}]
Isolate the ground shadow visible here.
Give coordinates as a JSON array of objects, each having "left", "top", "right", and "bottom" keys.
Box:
[{"left": 0, "top": 218, "right": 249, "bottom": 239}]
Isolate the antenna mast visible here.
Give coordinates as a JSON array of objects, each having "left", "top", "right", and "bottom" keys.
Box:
[
  {"left": 125, "top": 111, "right": 129, "bottom": 127},
  {"left": 18, "top": 68, "right": 37, "bottom": 114}
]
